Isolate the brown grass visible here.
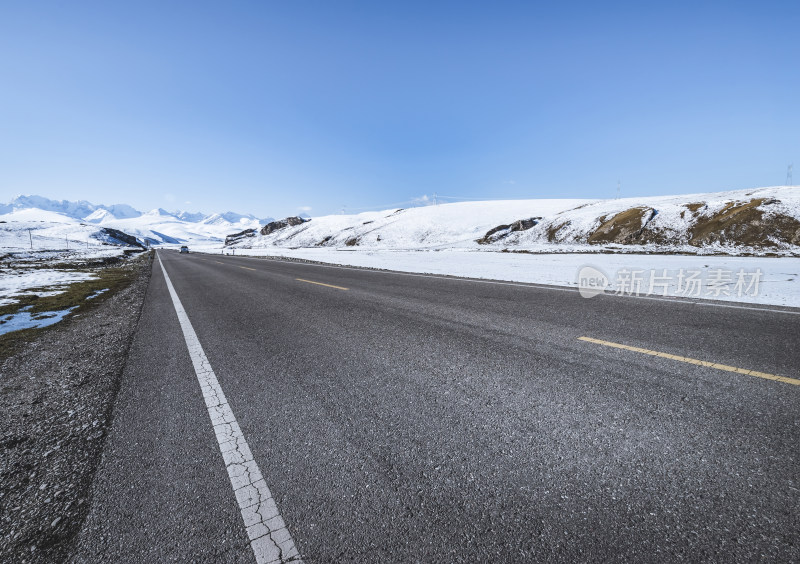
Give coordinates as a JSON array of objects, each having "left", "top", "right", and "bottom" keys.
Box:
[
  {"left": 689, "top": 198, "right": 800, "bottom": 247},
  {"left": 588, "top": 207, "right": 656, "bottom": 244}
]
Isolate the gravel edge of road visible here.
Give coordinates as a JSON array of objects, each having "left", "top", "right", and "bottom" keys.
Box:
[{"left": 0, "top": 252, "right": 153, "bottom": 564}]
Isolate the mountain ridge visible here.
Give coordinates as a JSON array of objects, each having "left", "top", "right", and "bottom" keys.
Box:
[
  {"left": 0, "top": 195, "right": 274, "bottom": 246},
  {"left": 0, "top": 195, "right": 272, "bottom": 225}
]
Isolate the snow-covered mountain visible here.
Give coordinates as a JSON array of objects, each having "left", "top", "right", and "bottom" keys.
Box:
[
  {"left": 225, "top": 186, "right": 800, "bottom": 256},
  {"left": 142, "top": 208, "right": 179, "bottom": 220},
  {"left": 0, "top": 195, "right": 273, "bottom": 247},
  {"left": 0, "top": 195, "right": 142, "bottom": 221},
  {"left": 175, "top": 211, "right": 207, "bottom": 223},
  {"left": 83, "top": 209, "right": 117, "bottom": 223}
]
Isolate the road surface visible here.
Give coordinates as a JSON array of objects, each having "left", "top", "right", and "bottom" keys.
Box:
[{"left": 72, "top": 250, "right": 800, "bottom": 562}]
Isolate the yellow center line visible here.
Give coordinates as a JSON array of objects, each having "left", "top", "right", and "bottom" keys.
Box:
[
  {"left": 296, "top": 278, "right": 349, "bottom": 291},
  {"left": 239, "top": 266, "right": 256, "bottom": 271},
  {"left": 578, "top": 336, "right": 799, "bottom": 386}
]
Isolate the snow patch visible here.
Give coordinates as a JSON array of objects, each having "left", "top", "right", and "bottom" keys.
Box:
[
  {"left": 0, "top": 269, "right": 98, "bottom": 306},
  {"left": 0, "top": 305, "right": 78, "bottom": 336},
  {"left": 193, "top": 247, "right": 800, "bottom": 308}
]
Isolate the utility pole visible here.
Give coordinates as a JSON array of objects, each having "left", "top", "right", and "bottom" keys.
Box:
[
  {"left": 66, "top": 235, "right": 69, "bottom": 250},
  {"left": 788, "top": 163, "right": 793, "bottom": 186},
  {"left": 28, "top": 228, "right": 33, "bottom": 249}
]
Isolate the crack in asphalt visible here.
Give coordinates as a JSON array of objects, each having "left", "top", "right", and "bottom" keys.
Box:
[{"left": 158, "top": 254, "right": 302, "bottom": 564}]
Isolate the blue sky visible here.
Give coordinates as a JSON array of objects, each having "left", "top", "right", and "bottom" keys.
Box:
[{"left": 1, "top": 1, "right": 797, "bottom": 217}]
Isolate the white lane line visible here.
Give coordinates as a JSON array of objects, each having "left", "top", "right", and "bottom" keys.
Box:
[
  {"left": 157, "top": 254, "right": 302, "bottom": 564},
  {"left": 695, "top": 301, "right": 800, "bottom": 315}
]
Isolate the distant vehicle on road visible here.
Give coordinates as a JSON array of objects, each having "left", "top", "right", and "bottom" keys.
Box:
[{"left": 179, "top": 245, "right": 189, "bottom": 253}]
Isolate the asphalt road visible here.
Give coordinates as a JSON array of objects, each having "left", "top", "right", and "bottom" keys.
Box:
[{"left": 72, "top": 250, "right": 800, "bottom": 562}]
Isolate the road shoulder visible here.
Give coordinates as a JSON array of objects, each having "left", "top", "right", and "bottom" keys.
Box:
[{"left": 0, "top": 253, "right": 152, "bottom": 563}]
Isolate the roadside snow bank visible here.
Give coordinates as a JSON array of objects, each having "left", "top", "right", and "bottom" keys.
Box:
[{"left": 198, "top": 247, "right": 800, "bottom": 308}]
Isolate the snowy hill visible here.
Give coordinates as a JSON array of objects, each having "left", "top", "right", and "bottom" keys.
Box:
[
  {"left": 0, "top": 208, "right": 145, "bottom": 257},
  {"left": 0, "top": 195, "right": 272, "bottom": 247},
  {"left": 227, "top": 186, "right": 800, "bottom": 256}
]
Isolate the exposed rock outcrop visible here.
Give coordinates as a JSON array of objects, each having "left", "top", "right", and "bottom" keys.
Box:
[
  {"left": 260, "top": 216, "right": 309, "bottom": 236},
  {"left": 225, "top": 228, "right": 257, "bottom": 246},
  {"left": 477, "top": 217, "right": 541, "bottom": 244},
  {"left": 95, "top": 227, "right": 145, "bottom": 248}
]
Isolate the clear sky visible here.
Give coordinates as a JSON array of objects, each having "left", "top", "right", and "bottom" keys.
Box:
[{"left": 1, "top": 1, "right": 797, "bottom": 217}]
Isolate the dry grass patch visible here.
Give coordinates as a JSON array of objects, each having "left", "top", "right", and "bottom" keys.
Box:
[
  {"left": 689, "top": 198, "right": 800, "bottom": 247},
  {"left": 588, "top": 207, "right": 657, "bottom": 244}
]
